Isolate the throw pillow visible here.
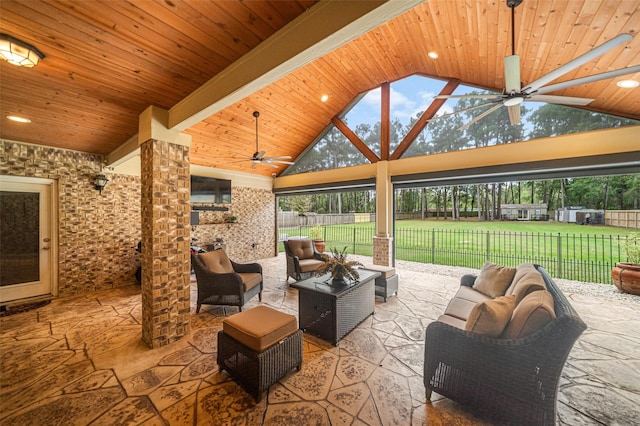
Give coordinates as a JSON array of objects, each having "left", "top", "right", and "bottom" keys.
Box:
[
  {"left": 473, "top": 261, "right": 517, "bottom": 298},
  {"left": 465, "top": 295, "right": 516, "bottom": 337}
]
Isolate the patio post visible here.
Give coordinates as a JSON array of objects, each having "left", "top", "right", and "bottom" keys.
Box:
[
  {"left": 139, "top": 106, "right": 192, "bottom": 348},
  {"left": 373, "top": 160, "right": 393, "bottom": 266}
]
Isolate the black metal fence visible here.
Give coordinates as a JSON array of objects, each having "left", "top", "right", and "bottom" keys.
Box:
[{"left": 279, "top": 225, "right": 628, "bottom": 284}]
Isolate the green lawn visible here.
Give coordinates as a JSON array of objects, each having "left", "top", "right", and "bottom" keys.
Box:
[{"left": 279, "top": 218, "right": 637, "bottom": 283}]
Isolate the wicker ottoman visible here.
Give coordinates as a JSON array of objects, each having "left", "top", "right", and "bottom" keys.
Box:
[
  {"left": 217, "top": 306, "right": 303, "bottom": 401},
  {"left": 362, "top": 265, "right": 398, "bottom": 301}
]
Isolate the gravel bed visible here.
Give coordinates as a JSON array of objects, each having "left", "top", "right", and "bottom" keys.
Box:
[{"left": 371, "top": 257, "right": 640, "bottom": 305}]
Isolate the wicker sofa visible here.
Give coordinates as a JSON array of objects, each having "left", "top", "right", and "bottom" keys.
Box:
[{"left": 423, "top": 262, "right": 587, "bottom": 425}]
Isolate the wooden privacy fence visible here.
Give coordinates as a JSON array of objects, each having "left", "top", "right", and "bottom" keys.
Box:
[{"left": 606, "top": 210, "right": 640, "bottom": 229}]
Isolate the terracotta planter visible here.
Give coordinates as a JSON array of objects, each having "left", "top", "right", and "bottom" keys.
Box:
[
  {"left": 313, "top": 239, "right": 326, "bottom": 253},
  {"left": 611, "top": 262, "right": 640, "bottom": 295}
]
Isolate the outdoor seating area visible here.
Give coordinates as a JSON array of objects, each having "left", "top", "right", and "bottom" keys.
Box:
[{"left": 1, "top": 254, "right": 638, "bottom": 425}]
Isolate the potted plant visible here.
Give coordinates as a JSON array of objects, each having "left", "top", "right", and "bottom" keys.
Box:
[
  {"left": 315, "top": 246, "right": 363, "bottom": 285},
  {"left": 309, "top": 225, "right": 325, "bottom": 253},
  {"left": 611, "top": 233, "right": 640, "bottom": 295}
]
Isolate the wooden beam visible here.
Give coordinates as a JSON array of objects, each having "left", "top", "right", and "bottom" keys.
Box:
[
  {"left": 331, "top": 117, "right": 380, "bottom": 163},
  {"left": 390, "top": 78, "right": 460, "bottom": 160},
  {"left": 380, "top": 82, "right": 390, "bottom": 160}
]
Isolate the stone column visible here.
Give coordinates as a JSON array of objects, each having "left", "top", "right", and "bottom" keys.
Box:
[
  {"left": 374, "top": 161, "right": 393, "bottom": 266},
  {"left": 139, "top": 106, "right": 192, "bottom": 348}
]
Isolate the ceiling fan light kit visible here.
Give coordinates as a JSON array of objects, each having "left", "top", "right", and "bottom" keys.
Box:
[{"left": 435, "top": 0, "right": 639, "bottom": 130}]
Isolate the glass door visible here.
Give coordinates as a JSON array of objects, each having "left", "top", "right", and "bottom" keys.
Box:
[{"left": 0, "top": 176, "right": 54, "bottom": 303}]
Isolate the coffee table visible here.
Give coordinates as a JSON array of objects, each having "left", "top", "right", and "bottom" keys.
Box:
[{"left": 290, "top": 269, "right": 380, "bottom": 345}]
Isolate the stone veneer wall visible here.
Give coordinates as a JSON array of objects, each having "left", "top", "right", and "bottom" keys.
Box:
[
  {"left": 191, "top": 186, "right": 276, "bottom": 261},
  {"left": 1, "top": 140, "right": 141, "bottom": 297},
  {"left": 140, "top": 139, "right": 191, "bottom": 348}
]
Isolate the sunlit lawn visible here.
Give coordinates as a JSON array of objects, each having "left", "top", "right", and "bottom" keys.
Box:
[{"left": 279, "top": 218, "right": 636, "bottom": 283}]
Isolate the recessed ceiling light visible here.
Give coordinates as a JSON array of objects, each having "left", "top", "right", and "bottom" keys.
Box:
[
  {"left": 427, "top": 51, "right": 439, "bottom": 59},
  {"left": 7, "top": 115, "right": 31, "bottom": 123},
  {"left": 321, "top": 94, "right": 329, "bottom": 102},
  {"left": 617, "top": 79, "right": 639, "bottom": 88}
]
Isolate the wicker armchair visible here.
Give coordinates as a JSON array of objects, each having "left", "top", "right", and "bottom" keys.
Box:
[
  {"left": 283, "top": 239, "right": 325, "bottom": 281},
  {"left": 191, "top": 250, "right": 263, "bottom": 313},
  {"left": 423, "top": 265, "right": 586, "bottom": 425}
]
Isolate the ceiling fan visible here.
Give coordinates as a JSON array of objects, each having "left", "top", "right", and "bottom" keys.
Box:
[
  {"left": 233, "top": 111, "right": 294, "bottom": 169},
  {"left": 435, "top": 0, "right": 640, "bottom": 130}
]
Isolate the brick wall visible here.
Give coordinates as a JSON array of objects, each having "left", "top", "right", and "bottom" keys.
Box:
[
  {"left": 1, "top": 140, "right": 141, "bottom": 296},
  {"left": 192, "top": 186, "right": 275, "bottom": 261},
  {"left": 2, "top": 139, "right": 276, "bottom": 299}
]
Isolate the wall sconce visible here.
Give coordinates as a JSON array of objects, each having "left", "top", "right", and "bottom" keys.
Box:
[
  {"left": 95, "top": 174, "right": 109, "bottom": 194},
  {"left": 0, "top": 34, "right": 45, "bottom": 68}
]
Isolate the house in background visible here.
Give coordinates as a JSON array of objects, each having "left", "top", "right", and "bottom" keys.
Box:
[{"left": 501, "top": 203, "right": 549, "bottom": 221}]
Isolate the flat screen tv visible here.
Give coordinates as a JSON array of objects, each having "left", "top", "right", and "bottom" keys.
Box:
[{"left": 190, "top": 175, "right": 231, "bottom": 204}]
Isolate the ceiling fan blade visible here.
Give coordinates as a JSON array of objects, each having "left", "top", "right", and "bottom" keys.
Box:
[
  {"left": 262, "top": 162, "right": 280, "bottom": 168},
  {"left": 264, "top": 159, "right": 295, "bottom": 165},
  {"left": 430, "top": 102, "right": 497, "bottom": 122},
  {"left": 507, "top": 105, "right": 521, "bottom": 125},
  {"left": 534, "top": 65, "right": 640, "bottom": 95},
  {"left": 251, "top": 160, "right": 257, "bottom": 169},
  {"left": 263, "top": 155, "right": 292, "bottom": 160},
  {"left": 504, "top": 55, "right": 521, "bottom": 93},
  {"left": 459, "top": 103, "right": 504, "bottom": 131},
  {"left": 435, "top": 94, "right": 502, "bottom": 100},
  {"left": 527, "top": 95, "right": 594, "bottom": 106},
  {"left": 523, "top": 33, "right": 634, "bottom": 94},
  {"left": 255, "top": 150, "right": 265, "bottom": 160}
]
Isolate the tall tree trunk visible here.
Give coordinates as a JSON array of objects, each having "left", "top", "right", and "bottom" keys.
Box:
[
  {"left": 496, "top": 183, "right": 502, "bottom": 220},
  {"left": 443, "top": 187, "right": 448, "bottom": 220},
  {"left": 603, "top": 177, "right": 610, "bottom": 210},
  {"left": 518, "top": 182, "right": 521, "bottom": 204},
  {"left": 436, "top": 189, "right": 441, "bottom": 220},
  {"left": 560, "top": 179, "right": 566, "bottom": 208},
  {"left": 477, "top": 185, "right": 482, "bottom": 220}
]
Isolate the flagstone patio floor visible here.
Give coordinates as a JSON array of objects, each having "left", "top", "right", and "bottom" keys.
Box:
[{"left": 1, "top": 254, "right": 638, "bottom": 425}]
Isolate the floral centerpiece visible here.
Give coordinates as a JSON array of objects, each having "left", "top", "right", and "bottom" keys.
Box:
[{"left": 315, "top": 246, "right": 363, "bottom": 284}]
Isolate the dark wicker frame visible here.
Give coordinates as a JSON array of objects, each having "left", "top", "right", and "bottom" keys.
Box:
[
  {"left": 191, "top": 252, "right": 263, "bottom": 313},
  {"left": 423, "top": 265, "right": 587, "bottom": 425},
  {"left": 296, "top": 272, "right": 377, "bottom": 345},
  {"left": 283, "top": 240, "right": 324, "bottom": 281},
  {"left": 217, "top": 329, "right": 303, "bottom": 401}
]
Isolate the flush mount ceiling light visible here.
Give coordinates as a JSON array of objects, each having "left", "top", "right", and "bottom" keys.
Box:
[
  {"left": 617, "top": 79, "right": 639, "bottom": 88},
  {"left": 0, "top": 33, "right": 45, "bottom": 68},
  {"left": 321, "top": 94, "right": 329, "bottom": 102},
  {"left": 7, "top": 115, "right": 31, "bottom": 123},
  {"left": 427, "top": 51, "right": 439, "bottom": 59}
]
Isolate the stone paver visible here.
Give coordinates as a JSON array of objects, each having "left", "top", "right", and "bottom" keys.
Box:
[{"left": 1, "top": 253, "right": 638, "bottom": 425}]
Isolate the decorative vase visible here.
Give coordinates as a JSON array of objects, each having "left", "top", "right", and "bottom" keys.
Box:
[{"left": 611, "top": 262, "right": 640, "bottom": 295}]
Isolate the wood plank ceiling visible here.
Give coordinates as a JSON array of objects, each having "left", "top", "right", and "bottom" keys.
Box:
[{"left": 2, "top": 1, "right": 639, "bottom": 177}]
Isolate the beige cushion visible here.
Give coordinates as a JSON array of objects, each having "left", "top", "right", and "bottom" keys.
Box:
[
  {"left": 299, "top": 258, "right": 325, "bottom": 273},
  {"left": 465, "top": 295, "right": 516, "bottom": 337},
  {"left": 287, "top": 239, "right": 316, "bottom": 260},
  {"left": 473, "top": 261, "right": 517, "bottom": 298},
  {"left": 509, "top": 275, "right": 547, "bottom": 305},
  {"left": 437, "top": 314, "right": 467, "bottom": 330},
  {"left": 238, "top": 272, "right": 262, "bottom": 292},
  {"left": 502, "top": 290, "right": 556, "bottom": 339},
  {"left": 223, "top": 306, "right": 298, "bottom": 352},
  {"left": 363, "top": 264, "right": 396, "bottom": 278},
  {"left": 444, "top": 286, "right": 492, "bottom": 320},
  {"left": 198, "top": 250, "right": 234, "bottom": 274}
]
